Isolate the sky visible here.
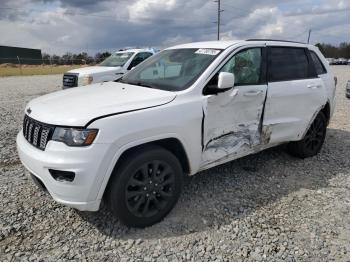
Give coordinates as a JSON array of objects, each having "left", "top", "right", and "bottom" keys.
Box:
[{"left": 0, "top": 0, "right": 349, "bottom": 55}]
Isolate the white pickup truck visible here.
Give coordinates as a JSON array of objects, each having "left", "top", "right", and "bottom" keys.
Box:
[
  {"left": 18, "top": 40, "right": 336, "bottom": 227},
  {"left": 62, "top": 49, "right": 154, "bottom": 89}
]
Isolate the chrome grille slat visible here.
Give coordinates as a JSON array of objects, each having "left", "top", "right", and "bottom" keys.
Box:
[
  {"left": 25, "top": 117, "right": 30, "bottom": 139},
  {"left": 22, "top": 115, "right": 54, "bottom": 150},
  {"left": 63, "top": 74, "right": 78, "bottom": 88},
  {"left": 33, "top": 126, "right": 40, "bottom": 146},
  {"left": 40, "top": 129, "right": 50, "bottom": 150},
  {"left": 28, "top": 123, "right": 34, "bottom": 142}
]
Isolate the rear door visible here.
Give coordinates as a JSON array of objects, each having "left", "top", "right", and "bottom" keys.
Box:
[{"left": 263, "top": 46, "right": 326, "bottom": 144}]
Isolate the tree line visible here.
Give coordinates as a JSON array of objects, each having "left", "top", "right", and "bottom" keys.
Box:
[
  {"left": 41, "top": 42, "right": 350, "bottom": 65},
  {"left": 316, "top": 42, "right": 350, "bottom": 59},
  {"left": 41, "top": 51, "right": 112, "bottom": 65}
]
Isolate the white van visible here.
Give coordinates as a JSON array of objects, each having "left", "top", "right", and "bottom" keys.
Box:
[{"left": 62, "top": 49, "right": 155, "bottom": 89}]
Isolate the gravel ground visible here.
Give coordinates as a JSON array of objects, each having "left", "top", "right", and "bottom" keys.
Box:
[{"left": 0, "top": 68, "right": 350, "bottom": 261}]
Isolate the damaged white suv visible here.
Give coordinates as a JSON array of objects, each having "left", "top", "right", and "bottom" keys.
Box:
[{"left": 17, "top": 40, "right": 336, "bottom": 227}]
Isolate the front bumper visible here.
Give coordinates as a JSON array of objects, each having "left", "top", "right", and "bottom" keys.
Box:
[{"left": 17, "top": 131, "right": 111, "bottom": 211}]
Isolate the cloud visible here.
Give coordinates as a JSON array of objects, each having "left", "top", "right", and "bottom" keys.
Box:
[
  {"left": 0, "top": 0, "right": 349, "bottom": 55},
  {"left": 0, "top": 0, "right": 31, "bottom": 21}
]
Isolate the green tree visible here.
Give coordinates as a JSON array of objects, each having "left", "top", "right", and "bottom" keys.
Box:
[{"left": 95, "top": 51, "right": 111, "bottom": 63}]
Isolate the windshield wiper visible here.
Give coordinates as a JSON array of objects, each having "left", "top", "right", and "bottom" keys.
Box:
[
  {"left": 117, "top": 79, "right": 157, "bottom": 89},
  {"left": 131, "top": 82, "right": 157, "bottom": 89}
]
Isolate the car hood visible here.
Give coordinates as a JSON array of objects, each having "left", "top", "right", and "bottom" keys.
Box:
[
  {"left": 25, "top": 82, "right": 176, "bottom": 127},
  {"left": 67, "top": 66, "right": 122, "bottom": 75}
]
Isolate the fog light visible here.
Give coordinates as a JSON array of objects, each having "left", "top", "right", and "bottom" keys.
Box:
[{"left": 49, "top": 169, "right": 75, "bottom": 182}]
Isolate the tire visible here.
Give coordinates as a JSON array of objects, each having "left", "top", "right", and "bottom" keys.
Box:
[
  {"left": 288, "top": 112, "right": 327, "bottom": 158},
  {"left": 107, "top": 145, "right": 183, "bottom": 228}
]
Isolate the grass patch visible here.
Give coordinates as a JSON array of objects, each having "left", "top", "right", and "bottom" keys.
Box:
[{"left": 0, "top": 65, "right": 86, "bottom": 77}]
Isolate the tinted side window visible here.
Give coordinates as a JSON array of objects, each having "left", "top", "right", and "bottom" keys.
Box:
[
  {"left": 128, "top": 53, "right": 145, "bottom": 69},
  {"left": 219, "top": 48, "right": 262, "bottom": 85},
  {"left": 310, "top": 51, "right": 327, "bottom": 75},
  {"left": 143, "top": 52, "right": 153, "bottom": 60},
  {"left": 268, "top": 47, "right": 309, "bottom": 82},
  {"left": 133, "top": 53, "right": 144, "bottom": 62}
]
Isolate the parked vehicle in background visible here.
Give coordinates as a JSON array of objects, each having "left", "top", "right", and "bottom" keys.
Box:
[
  {"left": 346, "top": 80, "right": 350, "bottom": 98},
  {"left": 17, "top": 39, "right": 336, "bottom": 227},
  {"left": 334, "top": 58, "right": 348, "bottom": 65},
  {"left": 326, "top": 58, "right": 336, "bottom": 65},
  {"left": 62, "top": 49, "right": 155, "bottom": 89}
]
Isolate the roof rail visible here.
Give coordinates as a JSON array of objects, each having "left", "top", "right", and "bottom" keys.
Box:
[{"left": 246, "top": 39, "right": 306, "bottom": 44}]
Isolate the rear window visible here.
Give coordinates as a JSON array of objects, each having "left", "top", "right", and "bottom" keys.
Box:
[
  {"left": 310, "top": 51, "right": 327, "bottom": 75},
  {"left": 268, "top": 47, "right": 310, "bottom": 82}
]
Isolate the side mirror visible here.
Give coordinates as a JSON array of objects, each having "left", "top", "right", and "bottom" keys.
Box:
[{"left": 218, "top": 72, "right": 235, "bottom": 90}]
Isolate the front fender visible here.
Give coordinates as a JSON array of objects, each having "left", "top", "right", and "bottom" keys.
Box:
[{"left": 95, "top": 133, "right": 192, "bottom": 202}]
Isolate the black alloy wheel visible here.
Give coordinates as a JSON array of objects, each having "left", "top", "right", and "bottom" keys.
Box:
[
  {"left": 107, "top": 145, "right": 183, "bottom": 227},
  {"left": 303, "top": 114, "right": 325, "bottom": 153},
  {"left": 125, "top": 160, "right": 176, "bottom": 218}
]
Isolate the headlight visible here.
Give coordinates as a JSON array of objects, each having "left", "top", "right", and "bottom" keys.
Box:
[
  {"left": 52, "top": 128, "right": 98, "bottom": 146},
  {"left": 79, "top": 75, "right": 93, "bottom": 86}
]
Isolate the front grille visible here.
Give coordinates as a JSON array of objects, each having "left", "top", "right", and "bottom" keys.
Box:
[
  {"left": 23, "top": 115, "right": 55, "bottom": 150},
  {"left": 63, "top": 73, "right": 78, "bottom": 88}
]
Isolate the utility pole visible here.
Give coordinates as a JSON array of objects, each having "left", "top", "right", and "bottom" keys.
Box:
[
  {"left": 214, "top": 0, "right": 223, "bottom": 40},
  {"left": 307, "top": 29, "right": 312, "bottom": 44}
]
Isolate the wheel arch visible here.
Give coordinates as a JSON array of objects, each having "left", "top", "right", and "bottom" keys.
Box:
[
  {"left": 98, "top": 136, "right": 191, "bottom": 202},
  {"left": 321, "top": 100, "right": 331, "bottom": 125},
  {"left": 301, "top": 100, "right": 330, "bottom": 139},
  {"left": 114, "top": 138, "right": 191, "bottom": 174}
]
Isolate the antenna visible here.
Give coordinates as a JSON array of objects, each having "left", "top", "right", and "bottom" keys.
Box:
[{"left": 307, "top": 29, "right": 312, "bottom": 44}]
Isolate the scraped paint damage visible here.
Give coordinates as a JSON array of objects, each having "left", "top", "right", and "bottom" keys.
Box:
[
  {"left": 201, "top": 100, "right": 272, "bottom": 165},
  {"left": 261, "top": 125, "right": 272, "bottom": 144},
  {"left": 202, "top": 124, "right": 261, "bottom": 164}
]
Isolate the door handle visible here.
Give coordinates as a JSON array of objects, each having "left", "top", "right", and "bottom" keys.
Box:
[
  {"left": 230, "top": 89, "right": 239, "bottom": 97},
  {"left": 243, "top": 90, "right": 262, "bottom": 97},
  {"left": 307, "top": 84, "right": 322, "bottom": 89}
]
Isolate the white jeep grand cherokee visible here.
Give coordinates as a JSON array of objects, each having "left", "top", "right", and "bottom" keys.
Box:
[{"left": 17, "top": 40, "right": 336, "bottom": 227}]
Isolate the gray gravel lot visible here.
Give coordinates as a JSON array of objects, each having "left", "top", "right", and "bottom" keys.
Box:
[{"left": 1, "top": 68, "right": 350, "bottom": 261}]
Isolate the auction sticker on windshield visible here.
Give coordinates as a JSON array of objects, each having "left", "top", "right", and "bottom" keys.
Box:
[{"left": 195, "top": 49, "right": 221, "bottom": 56}]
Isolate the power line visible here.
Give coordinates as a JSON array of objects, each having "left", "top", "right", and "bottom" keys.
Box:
[{"left": 220, "top": 2, "right": 268, "bottom": 18}]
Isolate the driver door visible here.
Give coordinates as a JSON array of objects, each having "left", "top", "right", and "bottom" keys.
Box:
[{"left": 202, "top": 46, "right": 267, "bottom": 166}]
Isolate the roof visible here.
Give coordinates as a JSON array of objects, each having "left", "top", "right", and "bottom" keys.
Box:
[
  {"left": 167, "top": 40, "right": 244, "bottom": 50},
  {"left": 115, "top": 48, "right": 154, "bottom": 53},
  {"left": 166, "top": 39, "right": 310, "bottom": 50}
]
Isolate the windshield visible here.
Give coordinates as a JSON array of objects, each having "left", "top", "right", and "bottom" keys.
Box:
[
  {"left": 99, "top": 52, "right": 134, "bottom": 67},
  {"left": 120, "top": 48, "right": 222, "bottom": 91}
]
